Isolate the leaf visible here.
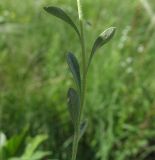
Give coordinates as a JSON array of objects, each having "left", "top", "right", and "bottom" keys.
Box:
[
  {"left": 4, "top": 127, "right": 28, "bottom": 157},
  {"left": 67, "top": 52, "right": 81, "bottom": 90},
  {"left": 9, "top": 135, "right": 50, "bottom": 160},
  {"left": 9, "top": 151, "right": 50, "bottom": 160},
  {"left": 44, "top": 6, "right": 80, "bottom": 38},
  {"left": 27, "top": 151, "right": 51, "bottom": 160},
  {"left": 67, "top": 88, "right": 80, "bottom": 128},
  {"left": 88, "top": 27, "right": 116, "bottom": 67},
  {"left": 22, "top": 135, "right": 48, "bottom": 158},
  {"left": 79, "top": 120, "right": 88, "bottom": 140}
]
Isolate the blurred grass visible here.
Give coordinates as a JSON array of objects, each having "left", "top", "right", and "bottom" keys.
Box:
[{"left": 0, "top": 0, "right": 155, "bottom": 160}]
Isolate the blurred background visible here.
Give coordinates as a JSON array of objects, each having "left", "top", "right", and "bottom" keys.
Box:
[{"left": 0, "top": 0, "right": 155, "bottom": 160}]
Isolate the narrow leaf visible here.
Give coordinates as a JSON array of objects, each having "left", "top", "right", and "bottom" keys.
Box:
[
  {"left": 5, "top": 127, "right": 28, "bottom": 157},
  {"left": 22, "top": 135, "right": 48, "bottom": 157},
  {"left": 67, "top": 52, "right": 81, "bottom": 90},
  {"left": 67, "top": 88, "right": 80, "bottom": 127},
  {"left": 88, "top": 27, "right": 116, "bottom": 67},
  {"left": 44, "top": 6, "right": 80, "bottom": 38},
  {"left": 79, "top": 120, "right": 88, "bottom": 140}
]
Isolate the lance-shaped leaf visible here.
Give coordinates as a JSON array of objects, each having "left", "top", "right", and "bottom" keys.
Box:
[
  {"left": 44, "top": 6, "right": 80, "bottom": 38},
  {"left": 88, "top": 27, "right": 116, "bottom": 68},
  {"left": 67, "top": 52, "right": 81, "bottom": 90},
  {"left": 79, "top": 120, "right": 88, "bottom": 141},
  {"left": 67, "top": 88, "right": 80, "bottom": 128}
]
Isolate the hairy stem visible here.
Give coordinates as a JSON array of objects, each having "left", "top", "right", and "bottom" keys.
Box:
[{"left": 71, "top": 0, "right": 87, "bottom": 160}]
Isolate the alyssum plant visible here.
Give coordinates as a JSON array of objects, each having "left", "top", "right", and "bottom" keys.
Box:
[{"left": 44, "top": 0, "right": 116, "bottom": 160}]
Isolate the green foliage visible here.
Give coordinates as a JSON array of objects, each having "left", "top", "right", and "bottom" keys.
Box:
[
  {"left": 44, "top": 1, "right": 116, "bottom": 160},
  {"left": 0, "top": 128, "right": 28, "bottom": 159},
  {"left": 18, "top": 135, "right": 49, "bottom": 159},
  {"left": 44, "top": 6, "right": 80, "bottom": 38},
  {"left": 67, "top": 88, "right": 80, "bottom": 128},
  {"left": 0, "top": 129, "right": 50, "bottom": 160},
  {"left": 9, "top": 135, "right": 50, "bottom": 160},
  {"left": 88, "top": 27, "right": 116, "bottom": 68},
  {"left": 0, "top": 0, "right": 155, "bottom": 160},
  {"left": 67, "top": 53, "right": 81, "bottom": 91}
]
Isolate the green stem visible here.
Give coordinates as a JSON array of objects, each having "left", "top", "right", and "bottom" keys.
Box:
[
  {"left": 71, "top": 131, "right": 79, "bottom": 160},
  {"left": 71, "top": 0, "right": 87, "bottom": 160},
  {"left": 79, "top": 18, "right": 86, "bottom": 123}
]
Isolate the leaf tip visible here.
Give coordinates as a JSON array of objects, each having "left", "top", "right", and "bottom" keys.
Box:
[
  {"left": 110, "top": 27, "right": 116, "bottom": 35},
  {"left": 101, "top": 26, "right": 116, "bottom": 39}
]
